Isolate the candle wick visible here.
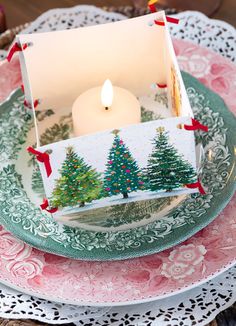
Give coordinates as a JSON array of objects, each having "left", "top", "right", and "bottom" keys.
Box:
[{"left": 105, "top": 106, "right": 109, "bottom": 110}]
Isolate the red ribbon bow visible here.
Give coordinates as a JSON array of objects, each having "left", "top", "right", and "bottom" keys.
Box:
[
  {"left": 24, "top": 99, "right": 40, "bottom": 109},
  {"left": 27, "top": 147, "right": 52, "bottom": 177},
  {"left": 7, "top": 42, "right": 28, "bottom": 62},
  {"left": 156, "top": 83, "right": 167, "bottom": 88},
  {"left": 186, "top": 178, "right": 206, "bottom": 195},
  {"left": 40, "top": 198, "right": 58, "bottom": 214},
  {"left": 184, "top": 119, "right": 208, "bottom": 132}
]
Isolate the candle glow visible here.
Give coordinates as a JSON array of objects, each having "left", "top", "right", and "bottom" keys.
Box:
[{"left": 101, "top": 79, "right": 113, "bottom": 109}]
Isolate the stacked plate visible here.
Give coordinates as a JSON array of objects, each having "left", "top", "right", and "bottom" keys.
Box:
[{"left": 0, "top": 5, "right": 235, "bottom": 312}]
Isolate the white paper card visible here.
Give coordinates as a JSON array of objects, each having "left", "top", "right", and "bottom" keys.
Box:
[
  {"left": 37, "top": 116, "right": 198, "bottom": 217},
  {"left": 16, "top": 11, "right": 193, "bottom": 146}
]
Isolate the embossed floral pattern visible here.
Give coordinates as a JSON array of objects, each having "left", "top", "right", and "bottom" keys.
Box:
[
  {"left": 169, "top": 244, "right": 206, "bottom": 266},
  {"left": 161, "top": 262, "right": 195, "bottom": 279},
  {"left": 159, "top": 244, "right": 207, "bottom": 280},
  {"left": 173, "top": 39, "right": 236, "bottom": 112},
  {"left": 161, "top": 243, "right": 207, "bottom": 280},
  {"left": 0, "top": 57, "right": 22, "bottom": 102},
  {"left": 0, "top": 229, "right": 31, "bottom": 261},
  {"left": 0, "top": 94, "right": 33, "bottom": 162},
  {"left": 178, "top": 54, "right": 210, "bottom": 78},
  {"left": 6, "top": 258, "right": 43, "bottom": 279}
]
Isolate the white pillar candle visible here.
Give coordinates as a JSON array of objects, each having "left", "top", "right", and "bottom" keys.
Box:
[{"left": 72, "top": 79, "right": 141, "bottom": 136}]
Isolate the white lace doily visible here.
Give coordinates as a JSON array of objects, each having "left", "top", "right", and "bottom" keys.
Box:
[
  {"left": 0, "top": 5, "right": 235, "bottom": 325},
  {"left": 75, "top": 266, "right": 236, "bottom": 326},
  {"left": 0, "top": 283, "right": 110, "bottom": 324},
  {"left": 1, "top": 6, "right": 235, "bottom": 62},
  {"left": 0, "top": 50, "right": 6, "bottom": 60}
]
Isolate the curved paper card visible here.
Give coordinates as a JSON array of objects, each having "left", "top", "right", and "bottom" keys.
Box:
[{"left": 37, "top": 116, "right": 197, "bottom": 219}]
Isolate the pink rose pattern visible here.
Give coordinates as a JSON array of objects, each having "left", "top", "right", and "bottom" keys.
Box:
[
  {"left": 0, "top": 229, "right": 31, "bottom": 261},
  {"left": 6, "top": 258, "right": 43, "bottom": 279},
  {"left": 0, "top": 57, "right": 22, "bottom": 102},
  {"left": 0, "top": 40, "right": 235, "bottom": 303},
  {"left": 169, "top": 244, "right": 207, "bottom": 266},
  {"left": 160, "top": 244, "right": 207, "bottom": 280},
  {"left": 173, "top": 39, "right": 236, "bottom": 112},
  {"left": 177, "top": 54, "right": 210, "bottom": 78},
  {"left": 161, "top": 262, "right": 195, "bottom": 280}
]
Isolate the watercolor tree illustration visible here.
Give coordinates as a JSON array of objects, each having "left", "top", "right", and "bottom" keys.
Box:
[
  {"left": 51, "top": 146, "right": 103, "bottom": 208},
  {"left": 146, "top": 127, "right": 197, "bottom": 192},
  {"left": 104, "top": 129, "right": 145, "bottom": 199}
]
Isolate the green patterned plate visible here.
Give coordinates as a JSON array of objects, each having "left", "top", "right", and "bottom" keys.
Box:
[{"left": 0, "top": 72, "right": 235, "bottom": 261}]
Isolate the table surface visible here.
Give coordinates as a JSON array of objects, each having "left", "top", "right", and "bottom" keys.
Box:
[{"left": 0, "top": 0, "right": 236, "bottom": 28}]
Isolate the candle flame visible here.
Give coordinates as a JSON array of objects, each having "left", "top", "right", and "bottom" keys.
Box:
[{"left": 101, "top": 79, "right": 113, "bottom": 108}]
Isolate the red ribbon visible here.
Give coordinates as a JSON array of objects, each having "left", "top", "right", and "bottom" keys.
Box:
[
  {"left": 24, "top": 99, "right": 40, "bottom": 109},
  {"left": 148, "top": 0, "right": 157, "bottom": 12},
  {"left": 186, "top": 178, "right": 206, "bottom": 195},
  {"left": 154, "top": 20, "right": 165, "bottom": 26},
  {"left": 184, "top": 118, "right": 208, "bottom": 132},
  {"left": 40, "top": 198, "right": 58, "bottom": 214},
  {"left": 21, "top": 85, "right": 40, "bottom": 109},
  {"left": 154, "top": 16, "right": 179, "bottom": 26},
  {"left": 7, "top": 42, "right": 28, "bottom": 62},
  {"left": 27, "top": 147, "right": 52, "bottom": 177},
  {"left": 148, "top": 3, "right": 156, "bottom": 13},
  {"left": 157, "top": 83, "right": 167, "bottom": 88},
  {"left": 166, "top": 16, "right": 179, "bottom": 24}
]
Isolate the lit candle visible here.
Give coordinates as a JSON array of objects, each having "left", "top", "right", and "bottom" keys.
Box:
[{"left": 72, "top": 79, "right": 141, "bottom": 136}]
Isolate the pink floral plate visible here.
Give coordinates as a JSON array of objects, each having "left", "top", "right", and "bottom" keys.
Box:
[{"left": 0, "top": 39, "right": 235, "bottom": 305}]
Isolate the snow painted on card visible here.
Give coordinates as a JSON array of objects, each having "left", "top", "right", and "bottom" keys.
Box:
[{"left": 37, "top": 116, "right": 197, "bottom": 216}]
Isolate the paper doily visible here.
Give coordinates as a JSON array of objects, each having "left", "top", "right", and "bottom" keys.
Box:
[
  {"left": 75, "top": 265, "right": 236, "bottom": 326},
  {"left": 0, "top": 283, "right": 110, "bottom": 324},
  {"left": 1, "top": 7, "right": 235, "bottom": 62}
]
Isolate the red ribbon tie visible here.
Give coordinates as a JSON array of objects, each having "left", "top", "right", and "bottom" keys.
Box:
[
  {"left": 148, "top": 0, "right": 157, "bottom": 12},
  {"left": 40, "top": 198, "right": 58, "bottom": 214},
  {"left": 186, "top": 178, "right": 206, "bottom": 195},
  {"left": 149, "top": 3, "right": 156, "bottom": 13},
  {"left": 7, "top": 42, "right": 28, "bottom": 62},
  {"left": 154, "top": 20, "right": 165, "bottom": 26},
  {"left": 157, "top": 83, "right": 167, "bottom": 88},
  {"left": 24, "top": 99, "right": 40, "bottom": 109},
  {"left": 166, "top": 16, "right": 179, "bottom": 24},
  {"left": 27, "top": 147, "right": 52, "bottom": 177},
  {"left": 184, "top": 118, "right": 208, "bottom": 132},
  {"left": 154, "top": 16, "right": 179, "bottom": 27}
]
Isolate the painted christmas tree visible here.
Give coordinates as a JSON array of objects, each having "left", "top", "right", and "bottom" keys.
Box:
[
  {"left": 146, "top": 127, "right": 197, "bottom": 192},
  {"left": 51, "top": 146, "right": 103, "bottom": 208},
  {"left": 104, "top": 129, "right": 144, "bottom": 199}
]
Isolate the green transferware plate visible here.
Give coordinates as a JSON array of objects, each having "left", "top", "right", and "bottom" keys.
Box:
[{"left": 0, "top": 72, "right": 235, "bottom": 261}]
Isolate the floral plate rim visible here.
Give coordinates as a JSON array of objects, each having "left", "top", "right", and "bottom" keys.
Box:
[{"left": 0, "top": 259, "right": 235, "bottom": 307}]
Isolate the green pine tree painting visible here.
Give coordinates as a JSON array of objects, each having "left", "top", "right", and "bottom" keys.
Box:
[
  {"left": 104, "top": 129, "right": 144, "bottom": 199},
  {"left": 51, "top": 146, "right": 103, "bottom": 208},
  {"left": 146, "top": 127, "right": 197, "bottom": 192}
]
